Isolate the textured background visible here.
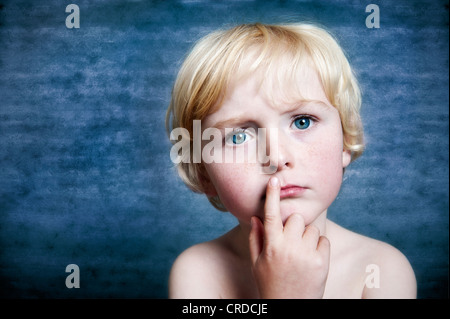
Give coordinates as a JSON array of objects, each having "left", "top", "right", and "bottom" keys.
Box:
[{"left": 0, "top": 0, "right": 448, "bottom": 298}]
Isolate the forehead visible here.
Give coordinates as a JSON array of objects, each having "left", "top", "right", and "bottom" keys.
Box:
[
  {"left": 226, "top": 63, "right": 327, "bottom": 108},
  {"left": 204, "top": 65, "right": 331, "bottom": 127}
]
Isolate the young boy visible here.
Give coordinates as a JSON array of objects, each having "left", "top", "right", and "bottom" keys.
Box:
[{"left": 166, "top": 23, "right": 416, "bottom": 298}]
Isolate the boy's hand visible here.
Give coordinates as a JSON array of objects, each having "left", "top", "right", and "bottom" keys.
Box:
[{"left": 248, "top": 177, "right": 330, "bottom": 299}]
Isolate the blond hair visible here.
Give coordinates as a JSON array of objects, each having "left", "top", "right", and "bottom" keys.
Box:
[{"left": 166, "top": 23, "right": 365, "bottom": 211}]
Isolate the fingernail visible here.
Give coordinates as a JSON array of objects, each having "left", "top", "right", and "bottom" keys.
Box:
[{"left": 270, "top": 177, "right": 279, "bottom": 187}]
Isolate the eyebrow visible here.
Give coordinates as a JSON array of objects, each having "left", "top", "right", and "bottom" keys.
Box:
[
  {"left": 287, "top": 100, "right": 332, "bottom": 112},
  {"left": 211, "top": 117, "right": 253, "bottom": 129}
]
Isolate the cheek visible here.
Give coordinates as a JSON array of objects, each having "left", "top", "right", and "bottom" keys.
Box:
[
  {"left": 307, "top": 134, "right": 345, "bottom": 195},
  {"left": 205, "top": 163, "right": 263, "bottom": 219}
]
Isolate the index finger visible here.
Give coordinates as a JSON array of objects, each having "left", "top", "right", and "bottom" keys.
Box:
[{"left": 263, "top": 177, "right": 283, "bottom": 240}]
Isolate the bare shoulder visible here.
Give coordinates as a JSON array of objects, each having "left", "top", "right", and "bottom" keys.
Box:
[
  {"left": 361, "top": 236, "right": 417, "bottom": 299},
  {"left": 328, "top": 220, "right": 417, "bottom": 299},
  {"left": 168, "top": 232, "right": 235, "bottom": 298}
]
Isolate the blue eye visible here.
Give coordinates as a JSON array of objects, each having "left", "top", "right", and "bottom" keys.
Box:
[
  {"left": 232, "top": 132, "right": 247, "bottom": 144},
  {"left": 294, "top": 117, "right": 311, "bottom": 130}
]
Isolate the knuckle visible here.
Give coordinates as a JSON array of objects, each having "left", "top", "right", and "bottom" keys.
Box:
[
  {"left": 310, "top": 254, "right": 326, "bottom": 269},
  {"left": 263, "top": 240, "right": 280, "bottom": 259},
  {"left": 264, "top": 213, "right": 277, "bottom": 225},
  {"left": 291, "top": 213, "right": 305, "bottom": 224},
  {"left": 306, "top": 225, "right": 320, "bottom": 235},
  {"left": 285, "top": 213, "right": 305, "bottom": 232}
]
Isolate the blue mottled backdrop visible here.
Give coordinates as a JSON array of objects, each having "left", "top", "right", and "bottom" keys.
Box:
[{"left": 0, "top": 0, "right": 448, "bottom": 298}]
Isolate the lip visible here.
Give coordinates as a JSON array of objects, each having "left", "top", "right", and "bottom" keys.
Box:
[{"left": 280, "top": 185, "right": 307, "bottom": 199}]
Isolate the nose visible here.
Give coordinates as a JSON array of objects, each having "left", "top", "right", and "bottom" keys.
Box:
[{"left": 262, "top": 128, "right": 294, "bottom": 174}]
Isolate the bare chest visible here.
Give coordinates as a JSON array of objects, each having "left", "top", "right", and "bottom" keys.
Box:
[{"left": 216, "top": 258, "right": 367, "bottom": 299}]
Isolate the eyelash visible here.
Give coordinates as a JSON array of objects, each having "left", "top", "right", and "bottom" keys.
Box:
[
  {"left": 291, "top": 114, "right": 317, "bottom": 130},
  {"left": 224, "top": 114, "right": 317, "bottom": 145}
]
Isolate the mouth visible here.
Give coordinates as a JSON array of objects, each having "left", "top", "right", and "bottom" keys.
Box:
[
  {"left": 280, "top": 185, "right": 307, "bottom": 199},
  {"left": 261, "top": 184, "right": 307, "bottom": 200}
]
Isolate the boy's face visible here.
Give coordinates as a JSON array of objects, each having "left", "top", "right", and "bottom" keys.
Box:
[{"left": 201, "top": 67, "right": 351, "bottom": 226}]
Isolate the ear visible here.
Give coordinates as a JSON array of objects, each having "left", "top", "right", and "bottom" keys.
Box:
[
  {"left": 342, "top": 149, "right": 351, "bottom": 168},
  {"left": 198, "top": 166, "right": 218, "bottom": 197}
]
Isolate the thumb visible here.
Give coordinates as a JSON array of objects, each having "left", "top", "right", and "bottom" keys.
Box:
[{"left": 249, "top": 216, "right": 264, "bottom": 265}]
